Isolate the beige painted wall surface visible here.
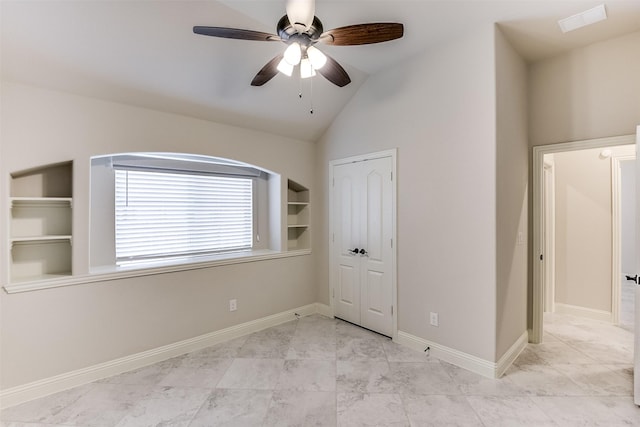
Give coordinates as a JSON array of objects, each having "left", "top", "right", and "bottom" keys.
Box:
[
  {"left": 317, "top": 26, "right": 498, "bottom": 361},
  {"left": 495, "top": 28, "right": 528, "bottom": 359},
  {"left": 553, "top": 148, "right": 611, "bottom": 312},
  {"left": 0, "top": 82, "right": 317, "bottom": 388},
  {"left": 529, "top": 31, "right": 640, "bottom": 147}
]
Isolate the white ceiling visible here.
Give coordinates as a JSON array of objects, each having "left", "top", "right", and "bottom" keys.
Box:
[{"left": 2, "top": 1, "right": 640, "bottom": 142}]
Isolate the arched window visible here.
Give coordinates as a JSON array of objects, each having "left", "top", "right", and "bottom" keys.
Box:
[{"left": 90, "top": 153, "right": 275, "bottom": 268}]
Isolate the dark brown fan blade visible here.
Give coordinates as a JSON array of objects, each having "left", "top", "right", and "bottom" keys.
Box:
[
  {"left": 317, "top": 53, "right": 351, "bottom": 87},
  {"left": 193, "top": 26, "right": 280, "bottom": 42},
  {"left": 251, "top": 54, "right": 284, "bottom": 86},
  {"left": 321, "top": 23, "right": 403, "bottom": 46}
]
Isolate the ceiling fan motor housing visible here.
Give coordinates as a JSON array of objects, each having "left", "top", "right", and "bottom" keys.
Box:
[{"left": 277, "top": 15, "right": 324, "bottom": 46}]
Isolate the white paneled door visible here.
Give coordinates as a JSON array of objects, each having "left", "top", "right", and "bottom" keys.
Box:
[
  {"left": 635, "top": 125, "right": 640, "bottom": 406},
  {"left": 331, "top": 152, "right": 395, "bottom": 337}
]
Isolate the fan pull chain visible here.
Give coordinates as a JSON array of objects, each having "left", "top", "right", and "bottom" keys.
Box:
[
  {"left": 299, "top": 73, "right": 303, "bottom": 99},
  {"left": 297, "top": 71, "right": 314, "bottom": 114},
  {"left": 309, "top": 75, "right": 314, "bottom": 114}
]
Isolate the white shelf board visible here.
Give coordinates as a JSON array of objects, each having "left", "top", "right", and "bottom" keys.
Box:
[
  {"left": 10, "top": 235, "right": 72, "bottom": 245},
  {"left": 11, "top": 197, "right": 72, "bottom": 203},
  {"left": 11, "top": 197, "right": 72, "bottom": 207}
]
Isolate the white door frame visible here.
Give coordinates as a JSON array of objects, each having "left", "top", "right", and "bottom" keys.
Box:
[
  {"left": 542, "top": 158, "right": 556, "bottom": 313},
  {"left": 611, "top": 151, "right": 637, "bottom": 324},
  {"left": 329, "top": 149, "right": 398, "bottom": 340},
  {"left": 532, "top": 134, "right": 635, "bottom": 343},
  {"left": 634, "top": 125, "right": 640, "bottom": 405}
]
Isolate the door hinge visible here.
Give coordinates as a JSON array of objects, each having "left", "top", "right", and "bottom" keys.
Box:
[
  {"left": 391, "top": 305, "right": 393, "bottom": 315},
  {"left": 332, "top": 288, "right": 335, "bottom": 298},
  {"left": 332, "top": 178, "right": 335, "bottom": 187},
  {"left": 391, "top": 238, "right": 393, "bottom": 248},
  {"left": 540, "top": 254, "right": 543, "bottom": 261},
  {"left": 390, "top": 171, "right": 393, "bottom": 181}
]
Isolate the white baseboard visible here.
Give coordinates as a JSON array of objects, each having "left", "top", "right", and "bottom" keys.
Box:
[
  {"left": 495, "top": 331, "right": 528, "bottom": 378},
  {"left": 315, "top": 302, "right": 333, "bottom": 318},
  {"left": 395, "top": 330, "right": 527, "bottom": 379},
  {"left": 0, "top": 303, "right": 321, "bottom": 410},
  {"left": 554, "top": 303, "right": 612, "bottom": 323}
]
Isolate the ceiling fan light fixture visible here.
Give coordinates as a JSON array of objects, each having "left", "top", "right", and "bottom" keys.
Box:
[
  {"left": 277, "top": 58, "right": 294, "bottom": 76},
  {"left": 284, "top": 42, "right": 302, "bottom": 65},
  {"left": 306, "top": 46, "right": 327, "bottom": 69},
  {"left": 300, "top": 57, "right": 316, "bottom": 79},
  {"left": 194, "top": 2, "right": 402, "bottom": 88}
]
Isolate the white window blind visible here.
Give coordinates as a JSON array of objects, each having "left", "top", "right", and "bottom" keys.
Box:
[{"left": 115, "top": 169, "right": 253, "bottom": 263}]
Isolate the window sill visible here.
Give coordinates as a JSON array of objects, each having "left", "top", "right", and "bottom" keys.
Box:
[{"left": 3, "top": 249, "right": 311, "bottom": 294}]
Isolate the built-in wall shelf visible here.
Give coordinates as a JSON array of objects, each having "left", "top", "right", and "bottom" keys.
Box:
[
  {"left": 287, "top": 179, "right": 310, "bottom": 251},
  {"left": 9, "top": 162, "right": 73, "bottom": 283}
]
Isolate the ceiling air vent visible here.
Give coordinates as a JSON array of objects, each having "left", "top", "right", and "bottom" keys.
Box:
[{"left": 558, "top": 4, "right": 607, "bottom": 33}]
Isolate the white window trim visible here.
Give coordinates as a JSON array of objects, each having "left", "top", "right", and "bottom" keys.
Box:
[{"left": 90, "top": 152, "right": 276, "bottom": 269}]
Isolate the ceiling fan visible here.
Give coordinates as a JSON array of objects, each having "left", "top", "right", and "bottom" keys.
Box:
[{"left": 193, "top": 0, "right": 404, "bottom": 87}]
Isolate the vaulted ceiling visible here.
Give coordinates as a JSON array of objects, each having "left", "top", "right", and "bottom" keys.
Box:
[{"left": 2, "top": 1, "right": 640, "bottom": 142}]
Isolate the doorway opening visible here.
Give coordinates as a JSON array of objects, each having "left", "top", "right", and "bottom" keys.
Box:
[{"left": 532, "top": 135, "right": 636, "bottom": 344}]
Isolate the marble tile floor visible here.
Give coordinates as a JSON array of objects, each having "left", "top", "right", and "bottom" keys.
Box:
[
  {"left": 620, "top": 277, "right": 635, "bottom": 332},
  {"left": 2, "top": 313, "right": 639, "bottom": 427}
]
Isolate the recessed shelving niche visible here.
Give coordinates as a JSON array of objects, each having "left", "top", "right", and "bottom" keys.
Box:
[
  {"left": 9, "top": 162, "right": 73, "bottom": 283},
  {"left": 287, "top": 179, "right": 310, "bottom": 251}
]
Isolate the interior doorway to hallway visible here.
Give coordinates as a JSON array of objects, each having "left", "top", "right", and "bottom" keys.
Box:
[{"left": 532, "top": 135, "right": 636, "bottom": 344}]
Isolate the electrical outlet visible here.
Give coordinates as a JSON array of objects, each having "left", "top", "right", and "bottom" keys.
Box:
[
  {"left": 229, "top": 299, "right": 237, "bottom": 312},
  {"left": 430, "top": 312, "right": 439, "bottom": 327}
]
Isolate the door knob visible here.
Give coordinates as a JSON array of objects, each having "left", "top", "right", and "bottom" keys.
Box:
[
  {"left": 625, "top": 274, "right": 639, "bottom": 284},
  {"left": 359, "top": 248, "right": 368, "bottom": 256},
  {"left": 350, "top": 248, "right": 360, "bottom": 254}
]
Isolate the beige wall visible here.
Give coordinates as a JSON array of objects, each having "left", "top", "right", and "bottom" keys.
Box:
[
  {"left": 529, "top": 31, "right": 640, "bottom": 147},
  {"left": 553, "top": 148, "right": 612, "bottom": 312},
  {"left": 495, "top": 28, "right": 528, "bottom": 359},
  {"left": 316, "top": 26, "right": 499, "bottom": 361},
  {"left": 0, "top": 82, "right": 317, "bottom": 388}
]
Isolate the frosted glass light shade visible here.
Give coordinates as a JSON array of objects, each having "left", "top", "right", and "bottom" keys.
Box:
[
  {"left": 277, "top": 58, "right": 294, "bottom": 76},
  {"left": 306, "top": 46, "right": 327, "bottom": 69},
  {"left": 300, "top": 58, "right": 316, "bottom": 79},
  {"left": 286, "top": 0, "right": 315, "bottom": 32},
  {"left": 284, "top": 43, "right": 302, "bottom": 65}
]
